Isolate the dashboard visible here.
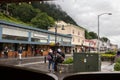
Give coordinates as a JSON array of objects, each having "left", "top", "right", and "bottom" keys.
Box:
[
  {"left": 0, "top": 64, "right": 56, "bottom": 80},
  {"left": 1, "top": 64, "right": 120, "bottom": 80},
  {"left": 63, "top": 72, "right": 120, "bottom": 80}
]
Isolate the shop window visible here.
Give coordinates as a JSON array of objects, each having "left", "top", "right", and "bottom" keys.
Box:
[
  {"left": 31, "top": 38, "right": 48, "bottom": 43},
  {"left": 2, "top": 34, "right": 28, "bottom": 41}
]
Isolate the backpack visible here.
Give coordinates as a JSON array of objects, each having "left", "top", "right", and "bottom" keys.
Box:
[
  {"left": 56, "top": 52, "right": 65, "bottom": 63},
  {"left": 47, "top": 54, "right": 52, "bottom": 60}
]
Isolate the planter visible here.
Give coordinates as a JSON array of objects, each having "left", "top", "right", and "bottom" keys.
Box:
[
  {"left": 57, "top": 63, "right": 73, "bottom": 73},
  {"left": 101, "top": 56, "right": 115, "bottom": 62}
]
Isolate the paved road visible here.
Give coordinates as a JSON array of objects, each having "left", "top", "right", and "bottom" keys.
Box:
[
  {"left": 14, "top": 61, "right": 115, "bottom": 80},
  {"left": 0, "top": 55, "right": 115, "bottom": 80}
]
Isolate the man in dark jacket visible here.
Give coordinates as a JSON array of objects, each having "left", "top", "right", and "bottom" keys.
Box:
[
  {"left": 57, "top": 48, "right": 65, "bottom": 63},
  {"left": 54, "top": 48, "right": 65, "bottom": 71}
]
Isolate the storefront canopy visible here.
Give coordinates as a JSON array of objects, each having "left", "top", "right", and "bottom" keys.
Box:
[{"left": 0, "top": 0, "right": 53, "bottom": 3}]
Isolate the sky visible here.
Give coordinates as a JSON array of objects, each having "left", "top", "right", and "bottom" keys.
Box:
[{"left": 48, "top": 0, "right": 120, "bottom": 48}]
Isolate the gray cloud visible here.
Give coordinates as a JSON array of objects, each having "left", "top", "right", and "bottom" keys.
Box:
[{"left": 50, "top": 0, "right": 120, "bottom": 47}]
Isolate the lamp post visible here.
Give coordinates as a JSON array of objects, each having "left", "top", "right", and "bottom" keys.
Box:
[
  {"left": 55, "top": 24, "right": 57, "bottom": 44},
  {"left": 54, "top": 24, "right": 65, "bottom": 46},
  {"left": 97, "top": 13, "right": 112, "bottom": 54},
  {"left": 81, "top": 40, "right": 84, "bottom": 52},
  {"left": 89, "top": 41, "right": 91, "bottom": 53}
]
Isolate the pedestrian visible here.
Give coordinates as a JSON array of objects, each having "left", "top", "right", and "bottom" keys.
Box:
[
  {"left": 4, "top": 46, "right": 9, "bottom": 58},
  {"left": 54, "top": 48, "right": 65, "bottom": 72},
  {"left": 35, "top": 48, "right": 40, "bottom": 56},
  {"left": 116, "top": 50, "right": 120, "bottom": 56},
  {"left": 114, "top": 50, "right": 120, "bottom": 63},
  {"left": 47, "top": 48, "right": 55, "bottom": 73},
  {"left": 57, "top": 48, "right": 65, "bottom": 63},
  {"left": 18, "top": 46, "right": 23, "bottom": 60}
]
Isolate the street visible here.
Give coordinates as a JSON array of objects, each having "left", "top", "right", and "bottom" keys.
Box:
[
  {"left": 0, "top": 55, "right": 116, "bottom": 80},
  {"left": 0, "top": 55, "right": 115, "bottom": 72}
]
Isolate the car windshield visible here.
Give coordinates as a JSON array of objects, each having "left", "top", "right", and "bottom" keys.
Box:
[{"left": 0, "top": 0, "right": 119, "bottom": 80}]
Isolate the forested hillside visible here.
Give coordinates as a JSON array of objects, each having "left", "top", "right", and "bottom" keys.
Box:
[
  {"left": 31, "top": 1, "right": 78, "bottom": 26},
  {"left": 0, "top": 2, "right": 78, "bottom": 29},
  {"left": 0, "top": 2, "right": 107, "bottom": 40}
]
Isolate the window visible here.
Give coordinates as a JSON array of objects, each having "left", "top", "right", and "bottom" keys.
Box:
[
  {"left": 2, "top": 34, "right": 28, "bottom": 41},
  {"left": 72, "top": 30, "right": 74, "bottom": 34}
]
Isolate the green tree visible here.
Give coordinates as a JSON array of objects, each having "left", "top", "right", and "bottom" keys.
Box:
[
  {"left": 9, "top": 3, "right": 39, "bottom": 23},
  {"left": 0, "top": 3, "right": 7, "bottom": 11},
  {"left": 89, "top": 32, "right": 98, "bottom": 39},
  {"left": 100, "top": 37, "right": 109, "bottom": 42},
  {"left": 85, "top": 29, "right": 92, "bottom": 39},
  {"left": 31, "top": 12, "right": 55, "bottom": 29},
  {"left": 31, "top": 2, "right": 78, "bottom": 26}
]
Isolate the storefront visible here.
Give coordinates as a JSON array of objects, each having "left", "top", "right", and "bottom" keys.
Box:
[{"left": 0, "top": 20, "right": 72, "bottom": 58}]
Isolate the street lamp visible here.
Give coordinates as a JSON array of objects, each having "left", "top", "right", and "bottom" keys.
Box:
[
  {"left": 55, "top": 24, "right": 65, "bottom": 45},
  {"left": 89, "top": 41, "right": 91, "bottom": 53},
  {"left": 97, "top": 13, "right": 112, "bottom": 54},
  {"left": 81, "top": 40, "right": 84, "bottom": 52}
]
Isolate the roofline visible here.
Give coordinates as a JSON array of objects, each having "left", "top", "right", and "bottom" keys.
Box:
[{"left": 0, "top": 20, "right": 72, "bottom": 38}]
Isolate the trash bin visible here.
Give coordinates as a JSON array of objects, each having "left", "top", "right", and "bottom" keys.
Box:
[{"left": 73, "top": 53, "right": 101, "bottom": 72}]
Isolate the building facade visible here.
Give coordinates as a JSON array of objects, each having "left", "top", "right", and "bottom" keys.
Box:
[
  {"left": 48, "top": 21, "right": 85, "bottom": 53},
  {"left": 0, "top": 20, "right": 72, "bottom": 58}
]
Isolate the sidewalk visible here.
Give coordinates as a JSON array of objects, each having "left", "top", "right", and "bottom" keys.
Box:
[
  {"left": 101, "top": 61, "right": 114, "bottom": 72},
  {"left": 0, "top": 54, "right": 72, "bottom": 65},
  {"left": 0, "top": 55, "right": 114, "bottom": 72}
]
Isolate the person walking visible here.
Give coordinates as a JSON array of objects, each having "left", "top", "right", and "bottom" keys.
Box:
[
  {"left": 54, "top": 48, "right": 65, "bottom": 72},
  {"left": 4, "top": 46, "right": 9, "bottom": 58},
  {"left": 18, "top": 46, "right": 23, "bottom": 60},
  {"left": 47, "top": 48, "right": 55, "bottom": 73}
]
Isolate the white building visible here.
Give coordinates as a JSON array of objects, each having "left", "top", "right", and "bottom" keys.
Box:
[{"left": 48, "top": 21, "right": 85, "bottom": 53}]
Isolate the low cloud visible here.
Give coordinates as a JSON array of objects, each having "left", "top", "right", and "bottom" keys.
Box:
[{"left": 50, "top": 0, "right": 120, "bottom": 47}]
